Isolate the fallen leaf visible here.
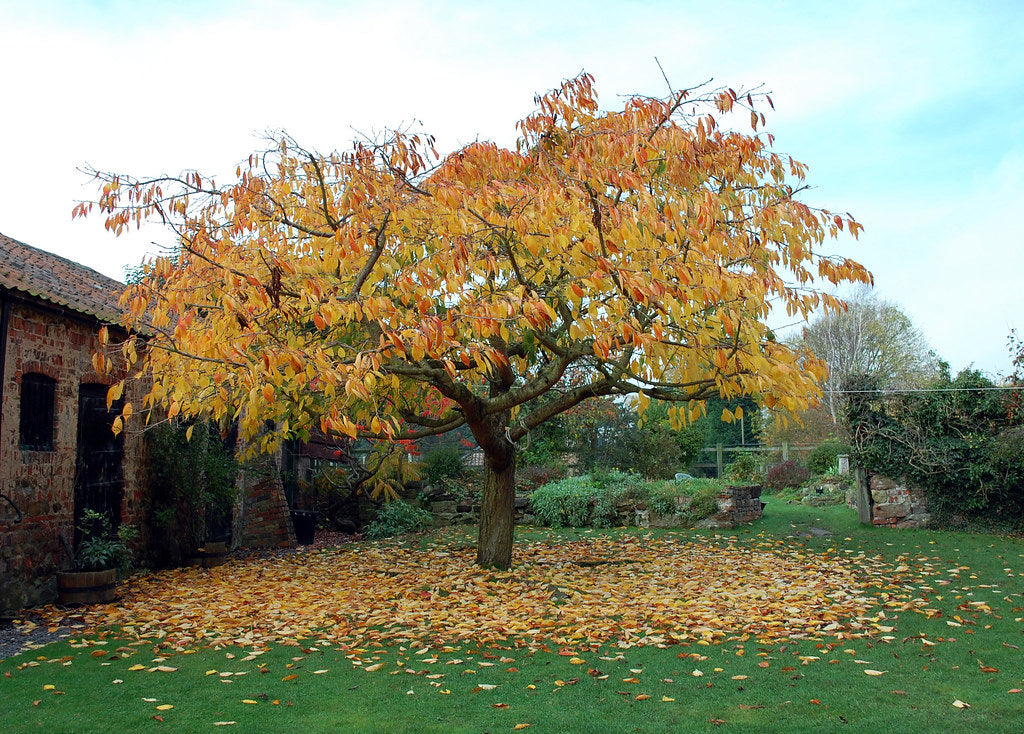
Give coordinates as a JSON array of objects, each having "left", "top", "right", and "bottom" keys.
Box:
[
  {"left": 155, "top": 704, "right": 174, "bottom": 711},
  {"left": 952, "top": 699, "right": 970, "bottom": 709},
  {"left": 863, "top": 670, "right": 886, "bottom": 676}
]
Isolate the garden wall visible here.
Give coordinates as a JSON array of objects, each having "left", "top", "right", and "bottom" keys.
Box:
[{"left": 867, "top": 474, "right": 931, "bottom": 528}]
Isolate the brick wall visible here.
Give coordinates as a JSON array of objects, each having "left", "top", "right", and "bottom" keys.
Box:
[
  {"left": 0, "top": 302, "right": 146, "bottom": 615},
  {"left": 235, "top": 448, "right": 296, "bottom": 549}
]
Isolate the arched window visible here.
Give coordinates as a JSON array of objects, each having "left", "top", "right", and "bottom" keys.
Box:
[{"left": 19, "top": 373, "right": 56, "bottom": 451}]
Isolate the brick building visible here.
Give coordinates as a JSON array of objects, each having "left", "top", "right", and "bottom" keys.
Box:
[{"left": 0, "top": 233, "right": 147, "bottom": 616}]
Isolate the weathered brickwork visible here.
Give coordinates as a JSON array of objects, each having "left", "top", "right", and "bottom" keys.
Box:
[
  {"left": 236, "top": 449, "right": 296, "bottom": 549},
  {"left": 710, "top": 484, "right": 765, "bottom": 527},
  {"left": 868, "top": 474, "right": 931, "bottom": 528},
  {"left": 1, "top": 302, "right": 146, "bottom": 615}
]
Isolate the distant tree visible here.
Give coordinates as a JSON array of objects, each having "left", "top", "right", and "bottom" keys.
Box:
[
  {"left": 695, "top": 396, "right": 760, "bottom": 447},
  {"left": 585, "top": 401, "right": 704, "bottom": 478},
  {"left": 798, "top": 286, "right": 939, "bottom": 424}
]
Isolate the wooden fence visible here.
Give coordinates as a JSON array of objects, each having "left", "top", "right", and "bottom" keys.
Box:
[{"left": 693, "top": 443, "right": 818, "bottom": 479}]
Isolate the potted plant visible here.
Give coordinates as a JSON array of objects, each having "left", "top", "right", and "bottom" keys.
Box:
[{"left": 57, "top": 509, "right": 133, "bottom": 604}]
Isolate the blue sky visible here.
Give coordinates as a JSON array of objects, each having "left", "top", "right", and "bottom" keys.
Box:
[{"left": 0, "top": 0, "right": 1021, "bottom": 375}]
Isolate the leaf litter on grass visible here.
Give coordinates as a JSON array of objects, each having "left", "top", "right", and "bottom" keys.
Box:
[{"left": 34, "top": 534, "right": 920, "bottom": 653}]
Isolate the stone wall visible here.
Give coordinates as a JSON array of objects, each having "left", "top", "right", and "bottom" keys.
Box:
[
  {"left": 868, "top": 474, "right": 931, "bottom": 528},
  {"left": 1, "top": 303, "right": 146, "bottom": 615}
]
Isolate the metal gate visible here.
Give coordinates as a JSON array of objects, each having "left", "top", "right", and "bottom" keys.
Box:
[{"left": 74, "top": 384, "right": 125, "bottom": 540}]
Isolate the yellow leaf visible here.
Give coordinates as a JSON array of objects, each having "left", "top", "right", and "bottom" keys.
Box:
[
  {"left": 661, "top": 696, "right": 675, "bottom": 702},
  {"left": 863, "top": 670, "right": 886, "bottom": 676},
  {"left": 155, "top": 704, "right": 174, "bottom": 711},
  {"left": 241, "top": 699, "right": 259, "bottom": 705}
]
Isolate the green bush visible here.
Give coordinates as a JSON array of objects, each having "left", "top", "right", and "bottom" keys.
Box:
[
  {"left": 683, "top": 478, "right": 723, "bottom": 520},
  {"left": 529, "top": 473, "right": 722, "bottom": 527},
  {"left": 529, "top": 476, "right": 595, "bottom": 527},
  {"left": 145, "top": 420, "right": 237, "bottom": 567},
  {"left": 725, "top": 452, "right": 762, "bottom": 484},
  {"left": 848, "top": 369, "right": 1024, "bottom": 527},
  {"left": 424, "top": 446, "right": 464, "bottom": 484},
  {"left": 806, "top": 441, "right": 852, "bottom": 476},
  {"left": 364, "top": 500, "right": 433, "bottom": 539},
  {"left": 646, "top": 482, "right": 679, "bottom": 516}
]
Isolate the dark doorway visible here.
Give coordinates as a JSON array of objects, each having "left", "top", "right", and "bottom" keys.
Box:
[{"left": 74, "top": 384, "right": 125, "bottom": 540}]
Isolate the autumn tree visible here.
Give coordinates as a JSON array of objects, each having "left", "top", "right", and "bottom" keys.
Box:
[{"left": 84, "top": 74, "right": 870, "bottom": 569}]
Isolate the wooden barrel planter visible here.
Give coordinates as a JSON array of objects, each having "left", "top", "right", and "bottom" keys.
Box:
[{"left": 57, "top": 569, "right": 116, "bottom": 605}]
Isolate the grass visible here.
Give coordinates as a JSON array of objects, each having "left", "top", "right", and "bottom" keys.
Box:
[{"left": 2, "top": 503, "right": 1023, "bottom": 733}]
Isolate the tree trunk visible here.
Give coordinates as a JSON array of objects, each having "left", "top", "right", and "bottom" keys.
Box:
[{"left": 476, "top": 448, "right": 516, "bottom": 569}]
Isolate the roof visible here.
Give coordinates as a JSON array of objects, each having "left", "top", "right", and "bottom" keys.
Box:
[{"left": 0, "top": 232, "right": 125, "bottom": 324}]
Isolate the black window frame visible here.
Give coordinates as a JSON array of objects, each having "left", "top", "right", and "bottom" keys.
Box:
[{"left": 19, "top": 372, "right": 57, "bottom": 451}]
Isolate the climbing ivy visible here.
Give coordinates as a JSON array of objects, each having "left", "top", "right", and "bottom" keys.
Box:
[{"left": 847, "top": 369, "right": 1024, "bottom": 527}]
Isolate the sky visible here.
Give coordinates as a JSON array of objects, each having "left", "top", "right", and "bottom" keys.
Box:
[{"left": 0, "top": 0, "right": 1021, "bottom": 376}]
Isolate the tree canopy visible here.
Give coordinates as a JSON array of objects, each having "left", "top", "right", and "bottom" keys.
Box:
[{"left": 83, "top": 74, "right": 871, "bottom": 568}]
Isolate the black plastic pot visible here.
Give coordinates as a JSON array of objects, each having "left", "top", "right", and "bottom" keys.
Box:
[{"left": 290, "top": 510, "right": 318, "bottom": 545}]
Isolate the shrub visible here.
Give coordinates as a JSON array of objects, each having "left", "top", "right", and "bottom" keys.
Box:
[
  {"left": 529, "top": 476, "right": 594, "bottom": 527},
  {"left": 848, "top": 369, "right": 1024, "bottom": 526},
  {"left": 646, "top": 482, "right": 678, "bottom": 516},
  {"left": 765, "top": 460, "right": 811, "bottom": 492},
  {"left": 724, "top": 452, "right": 762, "bottom": 484},
  {"left": 145, "top": 420, "right": 237, "bottom": 566},
  {"left": 806, "top": 441, "right": 853, "bottom": 476},
  {"left": 424, "top": 446, "right": 464, "bottom": 484},
  {"left": 683, "top": 478, "right": 723, "bottom": 520},
  {"left": 364, "top": 500, "right": 433, "bottom": 539},
  {"left": 529, "top": 472, "right": 727, "bottom": 528}
]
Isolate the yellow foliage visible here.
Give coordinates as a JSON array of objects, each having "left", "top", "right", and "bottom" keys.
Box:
[{"left": 91, "top": 73, "right": 869, "bottom": 462}]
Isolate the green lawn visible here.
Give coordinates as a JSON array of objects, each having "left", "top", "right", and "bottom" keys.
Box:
[{"left": 2, "top": 503, "right": 1022, "bottom": 733}]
